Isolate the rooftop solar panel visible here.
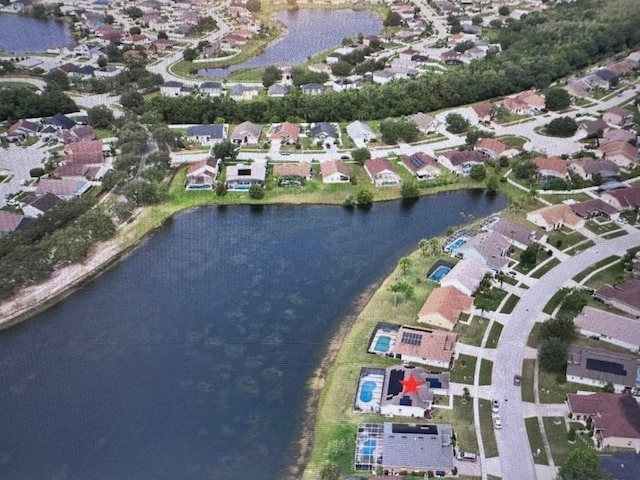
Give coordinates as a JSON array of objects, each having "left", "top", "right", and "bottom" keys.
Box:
[
  {"left": 401, "top": 331, "right": 422, "bottom": 346},
  {"left": 388, "top": 369, "right": 404, "bottom": 396},
  {"left": 586, "top": 358, "right": 627, "bottom": 376},
  {"left": 410, "top": 155, "right": 424, "bottom": 168}
]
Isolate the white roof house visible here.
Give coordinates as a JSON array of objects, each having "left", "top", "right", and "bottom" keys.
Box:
[
  {"left": 439, "top": 258, "right": 491, "bottom": 296},
  {"left": 346, "top": 121, "right": 376, "bottom": 147}
]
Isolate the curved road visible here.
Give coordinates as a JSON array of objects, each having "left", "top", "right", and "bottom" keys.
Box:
[{"left": 492, "top": 227, "right": 640, "bottom": 480}]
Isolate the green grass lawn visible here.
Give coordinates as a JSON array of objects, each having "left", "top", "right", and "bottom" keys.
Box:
[
  {"left": 584, "top": 260, "right": 627, "bottom": 289},
  {"left": 546, "top": 229, "right": 588, "bottom": 251},
  {"left": 543, "top": 417, "right": 593, "bottom": 466},
  {"left": 514, "top": 246, "right": 554, "bottom": 274},
  {"left": 500, "top": 294, "right": 520, "bottom": 314},
  {"left": 451, "top": 354, "right": 477, "bottom": 384},
  {"left": 497, "top": 135, "right": 528, "bottom": 148},
  {"left": 475, "top": 288, "right": 508, "bottom": 312},
  {"left": 521, "top": 359, "right": 536, "bottom": 403},
  {"left": 527, "top": 323, "right": 542, "bottom": 349},
  {"left": 602, "top": 229, "right": 628, "bottom": 240},
  {"left": 432, "top": 396, "right": 478, "bottom": 454},
  {"left": 565, "top": 240, "right": 595, "bottom": 256},
  {"left": 538, "top": 370, "right": 601, "bottom": 404},
  {"left": 525, "top": 417, "right": 549, "bottom": 465},
  {"left": 454, "top": 316, "right": 490, "bottom": 347},
  {"left": 585, "top": 219, "right": 620, "bottom": 235},
  {"left": 573, "top": 256, "right": 620, "bottom": 283},
  {"left": 485, "top": 322, "right": 503, "bottom": 349},
  {"left": 531, "top": 258, "right": 561, "bottom": 279},
  {"left": 479, "top": 399, "right": 499, "bottom": 457},
  {"left": 479, "top": 359, "right": 493, "bottom": 386}
]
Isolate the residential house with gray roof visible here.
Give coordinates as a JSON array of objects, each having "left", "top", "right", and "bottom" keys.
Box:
[
  {"left": 455, "top": 231, "right": 511, "bottom": 272},
  {"left": 566, "top": 344, "right": 640, "bottom": 393},
  {"left": 596, "top": 279, "right": 640, "bottom": 317},
  {"left": 231, "top": 121, "right": 261, "bottom": 145},
  {"left": 574, "top": 306, "right": 640, "bottom": 353},
  {"left": 382, "top": 423, "right": 455, "bottom": 474},
  {"left": 186, "top": 124, "right": 227, "bottom": 147}
]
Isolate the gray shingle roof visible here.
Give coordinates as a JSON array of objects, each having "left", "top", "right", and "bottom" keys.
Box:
[{"left": 382, "top": 423, "right": 454, "bottom": 470}]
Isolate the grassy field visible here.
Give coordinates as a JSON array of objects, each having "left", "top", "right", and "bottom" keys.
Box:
[
  {"left": 485, "top": 322, "right": 503, "bottom": 349},
  {"left": 583, "top": 260, "right": 627, "bottom": 289},
  {"left": 545, "top": 229, "right": 587, "bottom": 251},
  {"left": 479, "top": 359, "right": 493, "bottom": 385},
  {"left": 525, "top": 417, "right": 549, "bottom": 465},
  {"left": 521, "top": 359, "right": 536, "bottom": 403},
  {"left": 451, "top": 354, "right": 477, "bottom": 384},
  {"left": 454, "top": 316, "right": 490, "bottom": 347},
  {"left": 478, "top": 399, "right": 499, "bottom": 457},
  {"left": 543, "top": 417, "right": 593, "bottom": 466},
  {"left": 527, "top": 323, "right": 542, "bottom": 349},
  {"left": 572, "top": 255, "right": 620, "bottom": 283},
  {"left": 585, "top": 219, "right": 620, "bottom": 236},
  {"left": 538, "top": 370, "right": 601, "bottom": 404},
  {"left": 500, "top": 294, "right": 520, "bottom": 314}
]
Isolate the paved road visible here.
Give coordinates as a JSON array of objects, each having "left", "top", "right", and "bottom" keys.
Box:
[{"left": 492, "top": 227, "right": 640, "bottom": 480}]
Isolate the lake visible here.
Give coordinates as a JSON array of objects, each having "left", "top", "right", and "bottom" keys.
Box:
[
  {"left": 0, "top": 192, "right": 507, "bottom": 480},
  {"left": 0, "top": 13, "right": 73, "bottom": 54},
  {"left": 200, "top": 8, "right": 382, "bottom": 78}
]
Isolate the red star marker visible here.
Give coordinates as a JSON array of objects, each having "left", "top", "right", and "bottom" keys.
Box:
[{"left": 400, "top": 372, "right": 422, "bottom": 395}]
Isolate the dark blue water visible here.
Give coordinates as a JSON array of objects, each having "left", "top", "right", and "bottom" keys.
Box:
[
  {"left": 0, "top": 13, "right": 73, "bottom": 54},
  {"left": 200, "top": 9, "right": 382, "bottom": 78},
  {"left": 0, "top": 192, "right": 506, "bottom": 480}
]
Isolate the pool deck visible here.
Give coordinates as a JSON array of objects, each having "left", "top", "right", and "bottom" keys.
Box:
[
  {"left": 354, "top": 369, "right": 385, "bottom": 413},
  {"left": 367, "top": 324, "right": 399, "bottom": 356}
]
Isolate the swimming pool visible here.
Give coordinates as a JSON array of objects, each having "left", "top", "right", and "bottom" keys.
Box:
[
  {"left": 360, "top": 381, "right": 376, "bottom": 403},
  {"left": 428, "top": 265, "right": 451, "bottom": 282},
  {"left": 360, "top": 439, "right": 377, "bottom": 456},
  {"left": 373, "top": 335, "right": 391, "bottom": 353},
  {"left": 445, "top": 237, "right": 467, "bottom": 253}
]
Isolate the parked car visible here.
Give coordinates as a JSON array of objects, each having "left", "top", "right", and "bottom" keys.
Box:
[
  {"left": 514, "top": 375, "right": 522, "bottom": 386},
  {"left": 457, "top": 451, "right": 478, "bottom": 462},
  {"left": 493, "top": 415, "right": 502, "bottom": 429},
  {"left": 340, "top": 154, "right": 351, "bottom": 160},
  {"left": 492, "top": 399, "right": 500, "bottom": 413}
]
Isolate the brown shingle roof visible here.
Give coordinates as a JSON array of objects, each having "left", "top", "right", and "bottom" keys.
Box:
[
  {"left": 476, "top": 137, "right": 513, "bottom": 156},
  {"left": 321, "top": 160, "right": 349, "bottom": 178},
  {"left": 418, "top": 286, "right": 472, "bottom": 326},
  {"left": 568, "top": 393, "right": 640, "bottom": 440},
  {"left": 597, "top": 279, "right": 640, "bottom": 312},
  {"left": 365, "top": 157, "right": 396, "bottom": 177},
  {"left": 273, "top": 163, "right": 311, "bottom": 178}
]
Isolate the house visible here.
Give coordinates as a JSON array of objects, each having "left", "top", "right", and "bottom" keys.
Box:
[
  {"left": 570, "top": 199, "right": 619, "bottom": 219},
  {"left": 225, "top": 163, "right": 266, "bottom": 191},
  {"left": 372, "top": 70, "right": 396, "bottom": 84},
  {"left": 300, "top": 83, "right": 324, "bottom": 95},
  {"left": 456, "top": 231, "right": 511, "bottom": 272},
  {"left": 598, "top": 140, "right": 638, "bottom": 168},
  {"left": 584, "top": 73, "right": 610, "bottom": 91},
  {"left": 273, "top": 163, "right": 312, "bottom": 186},
  {"left": 399, "top": 153, "right": 440, "bottom": 180},
  {"left": 440, "top": 258, "right": 491, "bottom": 296},
  {"left": 186, "top": 124, "right": 227, "bottom": 147},
  {"left": 568, "top": 159, "right": 619, "bottom": 182},
  {"left": 269, "top": 122, "right": 300, "bottom": 144},
  {"left": 321, "top": 160, "right": 350, "bottom": 184},
  {"left": 600, "top": 128, "right": 637, "bottom": 147},
  {"left": 61, "top": 124, "right": 97, "bottom": 144},
  {"left": 35, "top": 178, "right": 91, "bottom": 199},
  {"left": 185, "top": 158, "right": 219, "bottom": 190},
  {"left": 407, "top": 112, "right": 438, "bottom": 134},
  {"left": 567, "top": 393, "right": 640, "bottom": 452},
  {"left": 364, "top": 158, "right": 402, "bottom": 187},
  {"left": 380, "top": 365, "right": 449, "bottom": 417},
  {"left": 473, "top": 103, "right": 493, "bottom": 123},
  {"left": 532, "top": 156, "right": 568, "bottom": 183},
  {"left": 21, "top": 193, "right": 61, "bottom": 218},
  {"left": 517, "top": 90, "right": 546, "bottom": 111},
  {"left": 325, "top": 52, "right": 343, "bottom": 64},
  {"left": 486, "top": 217, "right": 537, "bottom": 250},
  {"left": 436, "top": 150, "right": 485, "bottom": 175},
  {"left": 573, "top": 306, "right": 640, "bottom": 353},
  {"left": 5, "top": 119, "right": 39, "bottom": 142},
  {"left": 267, "top": 83, "right": 289, "bottom": 97},
  {"left": 0, "top": 211, "right": 30, "bottom": 235},
  {"left": 382, "top": 423, "right": 455, "bottom": 474},
  {"left": 392, "top": 326, "right": 457, "bottom": 369},
  {"left": 581, "top": 119, "right": 611, "bottom": 138},
  {"left": 43, "top": 113, "right": 75, "bottom": 132},
  {"left": 346, "top": 121, "right": 376, "bottom": 146},
  {"left": 417, "top": 286, "right": 473, "bottom": 330},
  {"left": 601, "top": 187, "right": 640, "bottom": 211},
  {"left": 566, "top": 344, "right": 640, "bottom": 393},
  {"left": 603, "top": 106, "right": 635, "bottom": 127},
  {"left": 199, "top": 81, "right": 223, "bottom": 97},
  {"left": 596, "top": 279, "right": 640, "bottom": 317},
  {"left": 565, "top": 79, "right": 591, "bottom": 98},
  {"left": 526, "top": 204, "right": 584, "bottom": 231},
  {"left": 160, "top": 81, "right": 184, "bottom": 97},
  {"left": 63, "top": 140, "right": 104, "bottom": 164},
  {"left": 309, "top": 122, "right": 338, "bottom": 148},
  {"left": 231, "top": 121, "right": 261, "bottom": 145},
  {"left": 475, "top": 137, "right": 519, "bottom": 159}
]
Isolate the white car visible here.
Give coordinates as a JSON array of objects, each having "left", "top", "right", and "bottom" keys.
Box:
[
  {"left": 492, "top": 399, "right": 500, "bottom": 413},
  {"left": 493, "top": 415, "right": 502, "bottom": 429}
]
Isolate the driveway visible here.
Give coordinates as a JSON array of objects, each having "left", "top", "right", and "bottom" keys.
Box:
[
  {"left": 492, "top": 229, "right": 640, "bottom": 480},
  {"left": 0, "top": 143, "right": 46, "bottom": 206}
]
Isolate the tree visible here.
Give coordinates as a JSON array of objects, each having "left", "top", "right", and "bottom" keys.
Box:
[
  {"left": 520, "top": 243, "right": 538, "bottom": 269},
  {"left": 486, "top": 175, "right": 500, "bottom": 193},
  {"left": 183, "top": 47, "right": 198, "bottom": 62},
  {"left": 330, "top": 61, "right": 353, "bottom": 77},
  {"left": 389, "top": 281, "right": 414, "bottom": 305},
  {"left": 104, "top": 14, "right": 114, "bottom": 24},
  {"left": 512, "top": 160, "right": 538, "bottom": 180},
  {"left": 445, "top": 113, "right": 470, "bottom": 134},
  {"left": 545, "top": 117, "right": 578, "bottom": 137},
  {"left": 469, "top": 165, "right": 487, "bottom": 181},
  {"left": 125, "top": 7, "right": 143, "bottom": 19},
  {"left": 45, "top": 69, "right": 70, "bottom": 91},
  {"left": 122, "top": 179, "right": 161, "bottom": 206},
  {"left": 97, "top": 56, "right": 108, "bottom": 68},
  {"left": 29, "top": 167, "right": 44, "bottom": 178},
  {"left": 538, "top": 337, "right": 570, "bottom": 373},
  {"left": 379, "top": 118, "right": 420, "bottom": 144},
  {"left": 356, "top": 189, "right": 373, "bottom": 205},
  {"left": 88, "top": 105, "right": 115, "bottom": 128},
  {"left": 129, "top": 26, "right": 141, "bottom": 35},
  {"left": 120, "top": 89, "right": 144, "bottom": 114},
  {"left": 157, "top": 30, "right": 168, "bottom": 40},
  {"left": 540, "top": 317, "right": 576, "bottom": 344},
  {"left": 351, "top": 147, "right": 371, "bottom": 166},
  {"left": 215, "top": 182, "right": 227, "bottom": 196},
  {"left": 319, "top": 460, "right": 340, "bottom": 480},
  {"left": 383, "top": 11, "right": 402, "bottom": 27},
  {"left": 399, "top": 257, "right": 412, "bottom": 275},
  {"left": 401, "top": 179, "right": 419, "bottom": 199},
  {"left": 419, "top": 239, "right": 429, "bottom": 256},
  {"left": 262, "top": 65, "right": 282, "bottom": 88},
  {"left": 559, "top": 448, "right": 610, "bottom": 480},
  {"left": 545, "top": 87, "right": 571, "bottom": 111},
  {"left": 603, "top": 382, "right": 615, "bottom": 393},
  {"left": 213, "top": 140, "right": 238, "bottom": 162},
  {"left": 248, "top": 184, "right": 265, "bottom": 199},
  {"left": 498, "top": 6, "right": 510, "bottom": 16},
  {"left": 246, "top": 0, "right": 261, "bottom": 12},
  {"left": 472, "top": 15, "right": 483, "bottom": 26}
]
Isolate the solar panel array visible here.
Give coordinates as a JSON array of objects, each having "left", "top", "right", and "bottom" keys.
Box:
[
  {"left": 586, "top": 358, "right": 627, "bottom": 376},
  {"left": 409, "top": 154, "right": 424, "bottom": 168},
  {"left": 401, "top": 331, "right": 423, "bottom": 346}
]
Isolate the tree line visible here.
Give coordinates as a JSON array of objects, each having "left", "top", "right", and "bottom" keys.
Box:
[{"left": 146, "top": 0, "right": 640, "bottom": 125}]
